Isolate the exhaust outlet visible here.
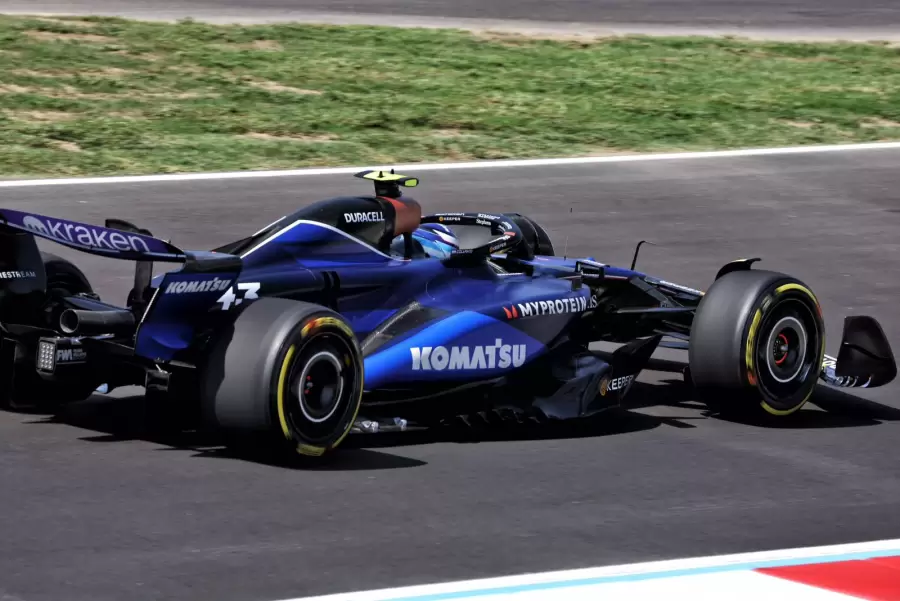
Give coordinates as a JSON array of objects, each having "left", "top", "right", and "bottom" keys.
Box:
[{"left": 60, "top": 308, "right": 136, "bottom": 336}]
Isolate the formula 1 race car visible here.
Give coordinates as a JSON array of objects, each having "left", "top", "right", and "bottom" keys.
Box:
[{"left": 0, "top": 170, "right": 896, "bottom": 457}]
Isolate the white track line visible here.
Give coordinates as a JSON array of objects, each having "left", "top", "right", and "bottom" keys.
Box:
[
  {"left": 2, "top": 141, "right": 900, "bottom": 188},
  {"left": 281, "top": 538, "right": 900, "bottom": 601}
]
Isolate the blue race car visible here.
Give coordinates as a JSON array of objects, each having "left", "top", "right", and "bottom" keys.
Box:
[{"left": 0, "top": 170, "right": 895, "bottom": 457}]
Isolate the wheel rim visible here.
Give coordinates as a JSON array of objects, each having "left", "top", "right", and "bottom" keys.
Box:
[
  {"left": 294, "top": 351, "right": 344, "bottom": 423},
  {"left": 764, "top": 316, "right": 807, "bottom": 383},
  {"left": 754, "top": 296, "right": 820, "bottom": 405},
  {"left": 279, "top": 328, "right": 360, "bottom": 447}
]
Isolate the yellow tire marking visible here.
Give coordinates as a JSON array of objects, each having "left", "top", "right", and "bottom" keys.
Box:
[
  {"left": 775, "top": 283, "right": 819, "bottom": 305},
  {"left": 296, "top": 444, "right": 325, "bottom": 457},
  {"left": 761, "top": 396, "right": 807, "bottom": 416},
  {"left": 745, "top": 308, "right": 763, "bottom": 385},
  {"left": 276, "top": 344, "right": 296, "bottom": 440},
  {"left": 759, "top": 282, "right": 825, "bottom": 416}
]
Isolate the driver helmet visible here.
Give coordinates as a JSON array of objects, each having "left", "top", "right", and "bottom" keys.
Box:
[{"left": 391, "top": 223, "right": 460, "bottom": 258}]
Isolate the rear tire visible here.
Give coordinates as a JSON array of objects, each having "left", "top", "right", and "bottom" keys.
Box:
[
  {"left": 688, "top": 270, "right": 825, "bottom": 416},
  {"left": 2, "top": 253, "right": 99, "bottom": 411},
  {"left": 41, "top": 252, "right": 92, "bottom": 299},
  {"left": 200, "top": 298, "right": 363, "bottom": 457},
  {"left": 502, "top": 213, "right": 555, "bottom": 259}
]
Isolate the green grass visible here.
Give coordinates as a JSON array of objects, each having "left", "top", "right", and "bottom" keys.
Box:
[{"left": 0, "top": 15, "right": 899, "bottom": 177}]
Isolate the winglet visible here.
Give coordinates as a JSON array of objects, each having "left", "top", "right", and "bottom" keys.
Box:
[
  {"left": 354, "top": 169, "right": 419, "bottom": 188},
  {"left": 354, "top": 169, "right": 419, "bottom": 199}
]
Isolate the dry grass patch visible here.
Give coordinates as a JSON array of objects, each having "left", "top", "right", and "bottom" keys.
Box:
[
  {"left": 215, "top": 40, "right": 284, "bottom": 51},
  {"left": 861, "top": 118, "right": 900, "bottom": 128},
  {"left": 169, "top": 65, "right": 209, "bottom": 75},
  {"left": 813, "top": 85, "right": 885, "bottom": 94},
  {"left": 11, "top": 67, "right": 134, "bottom": 78},
  {"left": 109, "top": 50, "right": 162, "bottom": 62},
  {"left": 34, "top": 18, "right": 99, "bottom": 28},
  {"left": 428, "top": 129, "right": 470, "bottom": 138},
  {"left": 245, "top": 79, "right": 322, "bottom": 95},
  {"left": 779, "top": 120, "right": 818, "bottom": 129},
  {"left": 48, "top": 140, "right": 82, "bottom": 152},
  {"left": 241, "top": 132, "right": 337, "bottom": 142},
  {"left": 10, "top": 69, "right": 71, "bottom": 78},
  {"left": 5, "top": 110, "right": 77, "bottom": 122},
  {"left": 0, "top": 84, "right": 36, "bottom": 94},
  {"left": 98, "top": 67, "right": 134, "bottom": 76},
  {"left": 141, "top": 91, "right": 220, "bottom": 99},
  {"left": 582, "top": 147, "right": 641, "bottom": 156},
  {"left": 244, "top": 40, "right": 283, "bottom": 51},
  {"left": 472, "top": 30, "right": 603, "bottom": 45},
  {"left": 25, "top": 30, "right": 116, "bottom": 43}
]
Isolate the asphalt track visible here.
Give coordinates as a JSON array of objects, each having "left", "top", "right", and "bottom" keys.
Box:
[
  {"left": 4, "top": 0, "right": 900, "bottom": 40},
  {"left": 1, "top": 147, "right": 900, "bottom": 601}
]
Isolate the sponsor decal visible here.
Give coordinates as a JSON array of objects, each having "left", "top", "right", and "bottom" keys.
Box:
[
  {"left": 599, "top": 373, "right": 636, "bottom": 396},
  {"left": 216, "top": 281, "right": 261, "bottom": 310},
  {"left": 165, "top": 277, "right": 233, "bottom": 295},
  {"left": 500, "top": 221, "right": 514, "bottom": 230},
  {"left": 438, "top": 216, "right": 461, "bottom": 223},
  {"left": 475, "top": 218, "right": 492, "bottom": 227},
  {"left": 22, "top": 215, "right": 152, "bottom": 253},
  {"left": 504, "top": 294, "right": 598, "bottom": 319},
  {"left": 477, "top": 213, "right": 500, "bottom": 221},
  {"left": 56, "top": 346, "right": 87, "bottom": 363},
  {"left": 344, "top": 211, "right": 384, "bottom": 224},
  {"left": 410, "top": 338, "right": 526, "bottom": 371},
  {"left": 0, "top": 270, "right": 36, "bottom": 279}
]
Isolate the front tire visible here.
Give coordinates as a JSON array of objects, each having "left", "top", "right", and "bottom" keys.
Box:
[
  {"left": 689, "top": 270, "right": 825, "bottom": 416},
  {"left": 201, "top": 298, "right": 363, "bottom": 457}
]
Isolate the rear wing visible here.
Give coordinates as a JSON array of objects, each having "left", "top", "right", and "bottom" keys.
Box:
[
  {"left": 0, "top": 208, "right": 242, "bottom": 335},
  {"left": 0, "top": 207, "right": 187, "bottom": 262}
]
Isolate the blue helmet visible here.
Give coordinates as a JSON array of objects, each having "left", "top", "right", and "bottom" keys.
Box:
[
  {"left": 414, "top": 223, "right": 460, "bottom": 258},
  {"left": 391, "top": 223, "right": 460, "bottom": 259}
]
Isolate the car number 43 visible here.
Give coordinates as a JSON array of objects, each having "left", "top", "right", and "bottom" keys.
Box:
[{"left": 216, "top": 282, "right": 260, "bottom": 311}]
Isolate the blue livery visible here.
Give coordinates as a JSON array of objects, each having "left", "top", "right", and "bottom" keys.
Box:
[{"left": 0, "top": 168, "right": 894, "bottom": 458}]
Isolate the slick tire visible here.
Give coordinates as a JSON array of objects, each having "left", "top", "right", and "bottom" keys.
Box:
[
  {"left": 41, "top": 252, "right": 93, "bottom": 298},
  {"left": 688, "top": 270, "right": 825, "bottom": 416},
  {"left": 200, "top": 298, "right": 364, "bottom": 457},
  {"left": 502, "top": 213, "right": 555, "bottom": 260}
]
